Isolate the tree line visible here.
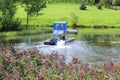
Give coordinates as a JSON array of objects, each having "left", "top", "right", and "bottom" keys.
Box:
[
  {"left": 86, "top": 0, "right": 120, "bottom": 8},
  {"left": 48, "top": 0, "right": 120, "bottom": 6}
]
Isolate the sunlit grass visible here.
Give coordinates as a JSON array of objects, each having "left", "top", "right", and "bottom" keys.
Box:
[{"left": 15, "top": 3, "right": 120, "bottom": 27}]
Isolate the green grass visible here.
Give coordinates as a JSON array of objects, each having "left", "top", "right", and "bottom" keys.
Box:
[
  {"left": 78, "top": 28, "right": 120, "bottom": 35},
  {"left": 0, "top": 27, "right": 52, "bottom": 38},
  {"left": 15, "top": 3, "right": 120, "bottom": 27}
]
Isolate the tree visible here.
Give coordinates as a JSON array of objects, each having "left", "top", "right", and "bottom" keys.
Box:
[
  {"left": 20, "top": 0, "right": 46, "bottom": 28},
  {"left": 0, "top": 0, "right": 21, "bottom": 31}
]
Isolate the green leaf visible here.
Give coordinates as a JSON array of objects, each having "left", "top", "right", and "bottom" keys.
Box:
[
  {"left": 0, "top": 56, "right": 2, "bottom": 63},
  {"left": 117, "top": 69, "right": 120, "bottom": 75}
]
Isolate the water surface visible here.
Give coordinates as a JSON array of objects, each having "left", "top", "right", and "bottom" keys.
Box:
[{"left": 1, "top": 29, "right": 120, "bottom": 64}]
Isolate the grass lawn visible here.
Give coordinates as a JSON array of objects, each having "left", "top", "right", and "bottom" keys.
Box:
[{"left": 15, "top": 3, "right": 120, "bottom": 27}]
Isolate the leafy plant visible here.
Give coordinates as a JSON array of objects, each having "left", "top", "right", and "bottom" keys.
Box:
[
  {"left": 96, "top": 4, "right": 102, "bottom": 10},
  {"left": 70, "top": 11, "right": 78, "bottom": 28},
  {"left": 1, "top": 17, "right": 21, "bottom": 31},
  {"left": 0, "top": 0, "right": 21, "bottom": 31},
  {"left": 0, "top": 44, "right": 120, "bottom": 79}
]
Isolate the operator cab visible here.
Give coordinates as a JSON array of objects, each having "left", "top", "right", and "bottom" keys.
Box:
[{"left": 53, "top": 22, "right": 67, "bottom": 40}]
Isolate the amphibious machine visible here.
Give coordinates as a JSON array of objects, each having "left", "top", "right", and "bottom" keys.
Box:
[{"left": 44, "top": 22, "right": 78, "bottom": 45}]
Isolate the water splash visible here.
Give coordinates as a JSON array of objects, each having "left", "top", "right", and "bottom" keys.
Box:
[
  {"left": 14, "top": 41, "right": 119, "bottom": 64},
  {"left": 57, "top": 40, "right": 65, "bottom": 46}
]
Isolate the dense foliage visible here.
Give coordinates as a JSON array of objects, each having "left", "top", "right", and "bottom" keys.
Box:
[
  {"left": 0, "top": 0, "right": 21, "bottom": 31},
  {"left": 47, "top": 0, "right": 82, "bottom": 3},
  {"left": 0, "top": 0, "right": 46, "bottom": 31},
  {"left": 48, "top": 0, "right": 120, "bottom": 8},
  {"left": 48, "top": 0, "right": 120, "bottom": 5},
  {"left": 0, "top": 45, "right": 120, "bottom": 79}
]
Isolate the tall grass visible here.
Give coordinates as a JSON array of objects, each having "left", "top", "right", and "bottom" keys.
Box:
[
  {"left": 15, "top": 3, "right": 120, "bottom": 27},
  {"left": 78, "top": 28, "right": 120, "bottom": 35},
  {"left": 0, "top": 27, "right": 52, "bottom": 38}
]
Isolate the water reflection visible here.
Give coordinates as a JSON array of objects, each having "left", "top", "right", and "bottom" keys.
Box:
[{"left": 0, "top": 34, "right": 52, "bottom": 44}]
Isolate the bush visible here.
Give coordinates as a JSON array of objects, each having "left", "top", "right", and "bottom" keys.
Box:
[
  {"left": 0, "top": 17, "right": 21, "bottom": 31},
  {"left": 0, "top": 0, "right": 21, "bottom": 32},
  {"left": 96, "top": 4, "right": 102, "bottom": 10},
  {"left": 70, "top": 12, "right": 78, "bottom": 29},
  {"left": 80, "top": 0, "right": 87, "bottom": 10},
  {"left": 11, "top": 18, "right": 22, "bottom": 31}
]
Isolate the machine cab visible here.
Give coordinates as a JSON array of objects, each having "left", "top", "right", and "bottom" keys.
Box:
[
  {"left": 53, "top": 22, "right": 67, "bottom": 40},
  {"left": 44, "top": 21, "right": 77, "bottom": 45}
]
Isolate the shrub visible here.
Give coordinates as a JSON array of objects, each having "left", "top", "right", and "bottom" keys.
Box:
[
  {"left": 0, "top": 0, "right": 21, "bottom": 32},
  {"left": 0, "top": 17, "right": 21, "bottom": 31},
  {"left": 96, "top": 4, "right": 102, "bottom": 9},
  {"left": 70, "top": 11, "right": 78, "bottom": 28},
  {"left": 80, "top": 0, "right": 87, "bottom": 10},
  {"left": 11, "top": 18, "right": 22, "bottom": 31},
  {"left": 0, "top": 16, "right": 1, "bottom": 21}
]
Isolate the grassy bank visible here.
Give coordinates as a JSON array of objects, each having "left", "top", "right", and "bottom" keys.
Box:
[
  {"left": 1, "top": 27, "right": 120, "bottom": 39},
  {"left": 0, "top": 27, "right": 52, "bottom": 38},
  {"left": 70, "top": 28, "right": 120, "bottom": 40},
  {"left": 78, "top": 28, "right": 120, "bottom": 35},
  {"left": 0, "top": 45, "right": 120, "bottom": 80},
  {"left": 15, "top": 3, "right": 120, "bottom": 28}
]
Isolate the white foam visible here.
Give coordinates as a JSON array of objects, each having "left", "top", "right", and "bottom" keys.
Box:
[{"left": 57, "top": 40, "right": 65, "bottom": 46}]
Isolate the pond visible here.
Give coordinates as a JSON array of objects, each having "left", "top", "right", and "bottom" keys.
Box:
[{"left": 1, "top": 28, "right": 120, "bottom": 64}]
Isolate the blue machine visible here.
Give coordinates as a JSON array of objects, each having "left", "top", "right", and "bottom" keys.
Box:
[
  {"left": 53, "top": 22, "right": 67, "bottom": 31},
  {"left": 44, "top": 22, "right": 77, "bottom": 45}
]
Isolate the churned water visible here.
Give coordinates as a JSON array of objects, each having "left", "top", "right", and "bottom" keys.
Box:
[{"left": 14, "top": 40, "right": 120, "bottom": 64}]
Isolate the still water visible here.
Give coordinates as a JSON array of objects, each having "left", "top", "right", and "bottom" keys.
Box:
[{"left": 1, "top": 29, "right": 120, "bottom": 64}]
